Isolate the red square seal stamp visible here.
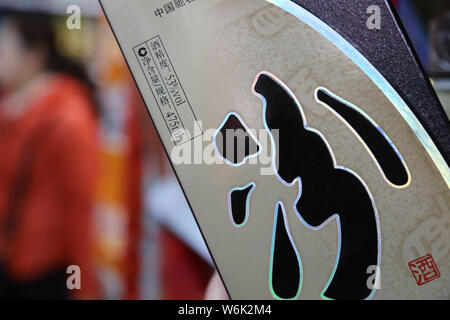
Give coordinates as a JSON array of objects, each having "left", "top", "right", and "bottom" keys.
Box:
[{"left": 408, "top": 254, "right": 440, "bottom": 286}]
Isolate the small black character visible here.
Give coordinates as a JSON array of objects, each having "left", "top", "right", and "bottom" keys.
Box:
[
  {"left": 164, "top": 2, "right": 175, "bottom": 14},
  {"left": 154, "top": 8, "right": 164, "bottom": 17}
]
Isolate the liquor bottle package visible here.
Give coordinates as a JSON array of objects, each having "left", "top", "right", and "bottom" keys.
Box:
[{"left": 100, "top": 0, "right": 450, "bottom": 299}]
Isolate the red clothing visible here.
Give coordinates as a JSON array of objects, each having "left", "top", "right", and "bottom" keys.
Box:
[
  {"left": 0, "top": 74, "right": 99, "bottom": 298},
  {"left": 160, "top": 229, "right": 213, "bottom": 300},
  {"left": 123, "top": 82, "right": 143, "bottom": 300}
]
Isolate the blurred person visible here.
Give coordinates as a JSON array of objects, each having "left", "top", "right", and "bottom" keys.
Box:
[{"left": 0, "top": 10, "right": 99, "bottom": 299}]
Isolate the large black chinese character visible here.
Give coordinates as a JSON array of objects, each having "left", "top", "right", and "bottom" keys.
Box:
[{"left": 253, "top": 72, "right": 379, "bottom": 300}]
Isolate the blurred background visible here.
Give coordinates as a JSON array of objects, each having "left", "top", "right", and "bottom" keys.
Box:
[{"left": 0, "top": 0, "right": 448, "bottom": 300}]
